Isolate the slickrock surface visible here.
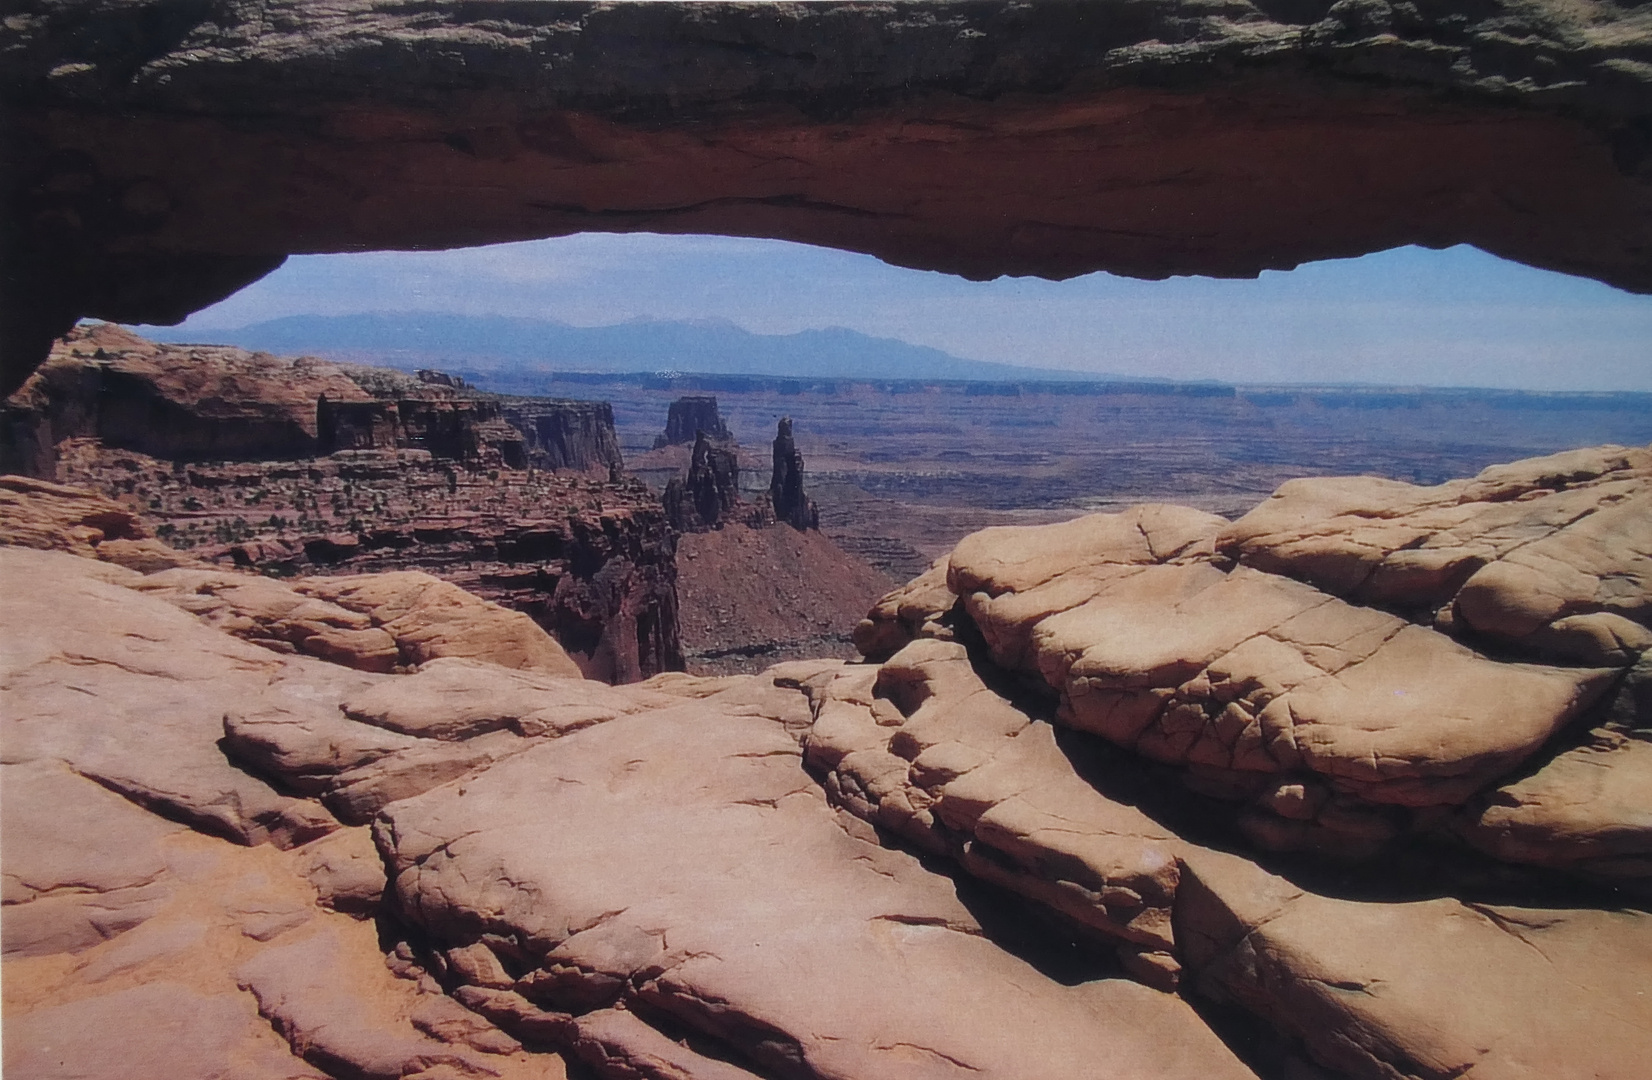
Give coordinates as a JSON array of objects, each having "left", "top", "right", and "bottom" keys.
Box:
[
  {"left": 377, "top": 691, "right": 1256, "bottom": 1080},
  {"left": 8, "top": 448, "right": 1652, "bottom": 1080},
  {"left": 1176, "top": 848, "right": 1652, "bottom": 1080},
  {"left": 1218, "top": 444, "right": 1652, "bottom": 665},
  {"left": 0, "top": 548, "right": 339, "bottom": 852},
  {"left": 858, "top": 451, "right": 1650, "bottom": 871},
  {"left": 4, "top": 825, "right": 566, "bottom": 1080},
  {"left": 7, "top": 2, "right": 1652, "bottom": 388},
  {"left": 803, "top": 638, "right": 1189, "bottom": 986}
]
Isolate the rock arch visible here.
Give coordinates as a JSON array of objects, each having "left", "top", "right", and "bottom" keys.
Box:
[{"left": 4, "top": 0, "right": 1649, "bottom": 391}]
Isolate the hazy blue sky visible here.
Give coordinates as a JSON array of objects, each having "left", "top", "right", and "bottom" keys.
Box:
[{"left": 151, "top": 235, "right": 1652, "bottom": 391}]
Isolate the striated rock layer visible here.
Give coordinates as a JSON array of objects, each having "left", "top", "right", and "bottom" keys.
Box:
[
  {"left": 3, "top": 324, "right": 529, "bottom": 476},
  {"left": 6, "top": 1, "right": 1652, "bottom": 390},
  {"left": 7, "top": 327, "right": 683, "bottom": 682}
]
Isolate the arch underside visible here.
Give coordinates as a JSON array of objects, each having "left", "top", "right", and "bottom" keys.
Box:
[{"left": 3, "top": 0, "right": 1649, "bottom": 390}]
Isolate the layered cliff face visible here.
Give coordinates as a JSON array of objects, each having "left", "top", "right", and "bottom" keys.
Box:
[
  {"left": 5, "top": 1, "right": 1650, "bottom": 390},
  {"left": 503, "top": 400, "right": 624, "bottom": 476},
  {"left": 48, "top": 439, "right": 681, "bottom": 684},
  {"left": 6, "top": 327, "right": 681, "bottom": 683},
  {"left": 1, "top": 323, "right": 533, "bottom": 475}
]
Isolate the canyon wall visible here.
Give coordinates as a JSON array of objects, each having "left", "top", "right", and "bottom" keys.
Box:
[
  {"left": 5, "top": 0, "right": 1650, "bottom": 390},
  {"left": 6, "top": 326, "right": 681, "bottom": 682},
  {"left": 502, "top": 400, "right": 625, "bottom": 476}
]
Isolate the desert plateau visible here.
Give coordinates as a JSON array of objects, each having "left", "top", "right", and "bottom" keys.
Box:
[{"left": 5, "top": 2, "right": 1652, "bottom": 1080}]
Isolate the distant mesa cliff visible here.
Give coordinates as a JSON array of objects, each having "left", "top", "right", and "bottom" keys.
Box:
[
  {"left": 1, "top": 323, "right": 548, "bottom": 475},
  {"left": 4, "top": 325, "right": 680, "bottom": 682},
  {"left": 654, "top": 396, "right": 732, "bottom": 449},
  {"left": 1, "top": 323, "right": 636, "bottom": 481},
  {"left": 503, "top": 400, "right": 625, "bottom": 476}
]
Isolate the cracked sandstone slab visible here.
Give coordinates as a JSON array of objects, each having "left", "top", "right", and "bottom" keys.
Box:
[
  {"left": 375, "top": 697, "right": 1257, "bottom": 1080},
  {"left": 1217, "top": 444, "right": 1652, "bottom": 666},
  {"left": 858, "top": 467, "right": 1625, "bottom": 857},
  {"left": 804, "top": 638, "right": 1189, "bottom": 987}
]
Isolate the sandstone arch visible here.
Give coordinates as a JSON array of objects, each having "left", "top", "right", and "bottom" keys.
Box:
[{"left": 4, "top": 0, "right": 1650, "bottom": 392}]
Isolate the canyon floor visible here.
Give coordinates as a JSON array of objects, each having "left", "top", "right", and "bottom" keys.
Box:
[{"left": 571, "top": 373, "right": 1652, "bottom": 581}]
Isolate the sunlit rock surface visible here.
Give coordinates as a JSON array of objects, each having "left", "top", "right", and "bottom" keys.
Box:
[{"left": 6, "top": 449, "right": 1652, "bottom": 1079}]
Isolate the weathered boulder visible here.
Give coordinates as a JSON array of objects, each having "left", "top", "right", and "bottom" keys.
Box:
[
  {"left": 133, "top": 568, "right": 403, "bottom": 673},
  {"left": 1456, "top": 728, "right": 1652, "bottom": 894},
  {"left": 1030, "top": 564, "right": 1611, "bottom": 810},
  {"left": 1217, "top": 444, "right": 1652, "bottom": 665},
  {"left": 376, "top": 692, "right": 1259, "bottom": 1080},
  {"left": 340, "top": 656, "right": 657, "bottom": 740},
  {"left": 130, "top": 565, "right": 585, "bottom": 677},
  {"left": 852, "top": 555, "right": 958, "bottom": 662},
  {"left": 295, "top": 571, "right": 585, "bottom": 677},
  {"left": 291, "top": 827, "right": 387, "bottom": 918},
  {"left": 219, "top": 669, "right": 521, "bottom": 828}
]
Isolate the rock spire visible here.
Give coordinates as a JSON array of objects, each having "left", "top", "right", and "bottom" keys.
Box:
[{"left": 770, "top": 417, "right": 819, "bottom": 532}]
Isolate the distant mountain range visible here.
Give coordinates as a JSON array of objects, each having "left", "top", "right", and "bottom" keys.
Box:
[{"left": 136, "top": 313, "right": 1128, "bottom": 383}]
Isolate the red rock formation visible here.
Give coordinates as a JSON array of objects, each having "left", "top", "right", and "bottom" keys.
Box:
[
  {"left": 855, "top": 449, "right": 1652, "bottom": 885},
  {"left": 654, "top": 395, "right": 732, "bottom": 449},
  {"left": 663, "top": 430, "right": 745, "bottom": 533},
  {"left": 5, "top": 329, "right": 680, "bottom": 682},
  {"left": 50, "top": 442, "right": 681, "bottom": 683},
  {"left": 8, "top": 458, "right": 1652, "bottom": 1080},
  {"left": 769, "top": 416, "right": 820, "bottom": 532},
  {"left": 6, "top": 2, "right": 1650, "bottom": 390},
  {"left": 1, "top": 325, "right": 531, "bottom": 475},
  {"left": 502, "top": 399, "right": 624, "bottom": 476}
]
